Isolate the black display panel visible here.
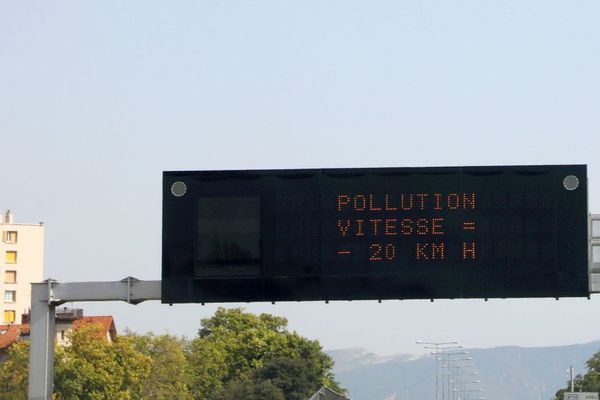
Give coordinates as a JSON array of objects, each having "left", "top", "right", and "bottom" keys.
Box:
[
  {"left": 196, "top": 196, "right": 261, "bottom": 277},
  {"left": 162, "top": 165, "right": 589, "bottom": 303}
]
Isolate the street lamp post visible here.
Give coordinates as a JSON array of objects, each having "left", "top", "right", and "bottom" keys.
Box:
[
  {"left": 457, "top": 380, "right": 482, "bottom": 400},
  {"left": 436, "top": 347, "right": 464, "bottom": 400},
  {"left": 449, "top": 369, "right": 477, "bottom": 400},
  {"left": 455, "top": 387, "right": 484, "bottom": 400},
  {"left": 567, "top": 366, "right": 575, "bottom": 392},
  {"left": 417, "top": 341, "right": 459, "bottom": 400},
  {"left": 441, "top": 353, "right": 470, "bottom": 400},
  {"left": 444, "top": 362, "right": 476, "bottom": 400}
]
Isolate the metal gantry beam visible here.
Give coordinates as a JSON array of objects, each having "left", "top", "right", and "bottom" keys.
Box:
[{"left": 28, "top": 277, "right": 161, "bottom": 400}]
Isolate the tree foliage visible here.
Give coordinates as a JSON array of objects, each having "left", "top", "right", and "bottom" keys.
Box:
[
  {"left": 213, "top": 357, "right": 324, "bottom": 400},
  {"left": 253, "top": 357, "right": 323, "bottom": 400},
  {"left": 555, "top": 350, "right": 600, "bottom": 399},
  {"left": 124, "top": 331, "right": 193, "bottom": 400},
  {"left": 0, "top": 308, "right": 343, "bottom": 400},
  {"left": 213, "top": 379, "right": 285, "bottom": 400},
  {"left": 188, "top": 307, "right": 344, "bottom": 399},
  {"left": 54, "top": 323, "right": 151, "bottom": 400},
  {"left": 0, "top": 340, "right": 29, "bottom": 400}
]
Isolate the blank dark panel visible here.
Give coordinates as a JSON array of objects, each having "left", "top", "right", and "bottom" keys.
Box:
[{"left": 196, "top": 197, "right": 261, "bottom": 277}]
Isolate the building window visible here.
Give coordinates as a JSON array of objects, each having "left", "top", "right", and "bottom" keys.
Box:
[
  {"left": 5, "top": 251, "right": 17, "bottom": 264},
  {"left": 3, "top": 310, "right": 15, "bottom": 324},
  {"left": 4, "top": 290, "right": 15, "bottom": 303},
  {"left": 2, "top": 231, "right": 17, "bottom": 244},
  {"left": 5, "top": 271, "right": 16, "bottom": 284}
]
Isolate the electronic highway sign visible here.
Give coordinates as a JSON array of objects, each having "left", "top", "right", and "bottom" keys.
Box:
[{"left": 162, "top": 165, "right": 588, "bottom": 303}]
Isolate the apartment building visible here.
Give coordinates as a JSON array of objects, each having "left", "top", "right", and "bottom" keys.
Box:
[{"left": 0, "top": 210, "right": 44, "bottom": 324}]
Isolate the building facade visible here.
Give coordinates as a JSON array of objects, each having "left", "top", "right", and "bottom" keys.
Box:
[
  {"left": 0, "top": 210, "right": 44, "bottom": 324},
  {"left": 54, "top": 308, "right": 117, "bottom": 345},
  {"left": 1, "top": 309, "right": 117, "bottom": 360}
]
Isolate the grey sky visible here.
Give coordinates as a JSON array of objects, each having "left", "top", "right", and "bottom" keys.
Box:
[{"left": 1, "top": 1, "right": 599, "bottom": 356}]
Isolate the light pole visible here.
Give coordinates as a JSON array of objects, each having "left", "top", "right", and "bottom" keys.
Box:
[
  {"left": 417, "top": 341, "right": 459, "bottom": 400},
  {"left": 449, "top": 368, "right": 476, "bottom": 400},
  {"left": 457, "top": 379, "right": 481, "bottom": 400},
  {"left": 567, "top": 366, "right": 575, "bottom": 392},
  {"left": 436, "top": 347, "right": 464, "bottom": 400},
  {"left": 441, "top": 353, "right": 470, "bottom": 400},
  {"left": 434, "top": 348, "right": 465, "bottom": 400},
  {"left": 455, "top": 387, "right": 484, "bottom": 400}
]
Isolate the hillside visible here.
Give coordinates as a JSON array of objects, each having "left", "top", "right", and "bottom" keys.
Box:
[{"left": 329, "top": 340, "right": 600, "bottom": 400}]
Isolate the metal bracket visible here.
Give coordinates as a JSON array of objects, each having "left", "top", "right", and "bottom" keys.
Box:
[
  {"left": 47, "top": 276, "right": 161, "bottom": 305},
  {"left": 28, "top": 277, "right": 161, "bottom": 400},
  {"left": 589, "top": 214, "right": 600, "bottom": 293}
]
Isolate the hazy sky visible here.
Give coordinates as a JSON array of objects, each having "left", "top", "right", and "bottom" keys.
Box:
[{"left": 1, "top": 1, "right": 599, "bottom": 356}]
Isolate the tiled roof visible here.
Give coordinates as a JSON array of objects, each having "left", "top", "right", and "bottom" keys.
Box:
[
  {"left": 0, "top": 325, "right": 22, "bottom": 350},
  {"left": 0, "top": 324, "right": 29, "bottom": 333},
  {"left": 72, "top": 316, "right": 117, "bottom": 341},
  {"left": 0, "top": 316, "right": 116, "bottom": 351}
]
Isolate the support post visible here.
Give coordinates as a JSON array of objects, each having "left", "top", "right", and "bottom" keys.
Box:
[
  {"left": 27, "top": 277, "right": 161, "bottom": 400},
  {"left": 28, "top": 280, "right": 57, "bottom": 400}
]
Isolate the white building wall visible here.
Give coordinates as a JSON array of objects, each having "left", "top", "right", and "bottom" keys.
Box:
[{"left": 0, "top": 212, "right": 44, "bottom": 325}]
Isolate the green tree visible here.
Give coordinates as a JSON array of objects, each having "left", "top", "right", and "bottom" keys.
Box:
[
  {"left": 554, "top": 350, "right": 600, "bottom": 399},
  {"left": 253, "top": 357, "right": 321, "bottom": 400},
  {"left": 0, "top": 340, "right": 29, "bottom": 400},
  {"left": 187, "top": 332, "right": 228, "bottom": 397},
  {"left": 213, "top": 379, "right": 285, "bottom": 400},
  {"left": 585, "top": 352, "right": 600, "bottom": 391},
  {"left": 124, "top": 331, "right": 193, "bottom": 400},
  {"left": 187, "top": 307, "right": 344, "bottom": 399},
  {"left": 1, "top": 309, "right": 343, "bottom": 400},
  {"left": 54, "top": 323, "right": 151, "bottom": 400}
]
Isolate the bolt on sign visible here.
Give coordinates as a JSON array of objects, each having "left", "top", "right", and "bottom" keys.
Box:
[{"left": 162, "top": 165, "right": 589, "bottom": 304}]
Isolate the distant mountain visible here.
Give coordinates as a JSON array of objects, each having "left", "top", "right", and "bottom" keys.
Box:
[{"left": 328, "top": 340, "right": 600, "bottom": 400}]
